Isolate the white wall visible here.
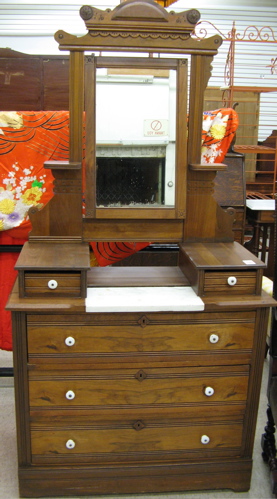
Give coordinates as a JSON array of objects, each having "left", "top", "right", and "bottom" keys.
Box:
[{"left": 96, "top": 74, "right": 175, "bottom": 143}]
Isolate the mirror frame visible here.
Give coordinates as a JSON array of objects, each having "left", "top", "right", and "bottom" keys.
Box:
[
  {"left": 84, "top": 56, "right": 187, "bottom": 220},
  {"left": 27, "top": 1, "right": 230, "bottom": 244}
]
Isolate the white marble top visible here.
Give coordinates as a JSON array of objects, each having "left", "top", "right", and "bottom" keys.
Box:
[
  {"left": 86, "top": 286, "right": 204, "bottom": 313},
  {"left": 246, "top": 199, "right": 275, "bottom": 211}
]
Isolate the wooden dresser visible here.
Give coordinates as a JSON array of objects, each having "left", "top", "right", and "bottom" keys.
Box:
[
  {"left": 7, "top": 240, "right": 275, "bottom": 497},
  {"left": 6, "top": 1, "right": 276, "bottom": 496}
]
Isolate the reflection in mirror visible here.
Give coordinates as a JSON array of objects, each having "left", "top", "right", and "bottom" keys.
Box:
[{"left": 95, "top": 67, "right": 176, "bottom": 208}]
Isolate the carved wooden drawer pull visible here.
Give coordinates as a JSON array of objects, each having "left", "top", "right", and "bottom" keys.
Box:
[
  {"left": 65, "top": 336, "right": 75, "bottom": 347},
  {"left": 65, "top": 390, "right": 75, "bottom": 400},
  {"left": 227, "top": 276, "right": 237, "bottom": 286},
  {"left": 201, "top": 435, "right": 210, "bottom": 445},
  {"left": 48, "top": 279, "right": 58, "bottom": 290},
  {"left": 204, "top": 386, "right": 214, "bottom": 397},
  {"left": 209, "top": 334, "right": 219, "bottom": 344},
  {"left": 65, "top": 439, "right": 75, "bottom": 449}
]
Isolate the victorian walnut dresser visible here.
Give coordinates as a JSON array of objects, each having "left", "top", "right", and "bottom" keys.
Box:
[{"left": 6, "top": 0, "right": 276, "bottom": 497}]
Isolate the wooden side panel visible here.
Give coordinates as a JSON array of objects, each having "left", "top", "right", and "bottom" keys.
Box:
[{"left": 11, "top": 312, "right": 32, "bottom": 466}]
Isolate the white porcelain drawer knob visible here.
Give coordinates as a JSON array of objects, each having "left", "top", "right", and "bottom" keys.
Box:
[
  {"left": 65, "top": 390, "right": 75, "bottom": 400},
  {"left": 227, "top": 276, "right": 237, "bottom": 286},
  {"left": 48, "top": 279, "right": 58, "bottom": 289},
  {"left": 201, "top": 435, "right": 210, "bottom": 445},
  {"left": 65, "top": 336, "right": 75, "bottom": 347},
  {"left": 204, "top": 386, "right": 215, "bottom": 397},
  {"left": 65, "top": 439, "right": 75, "bottom": 449},
  {"left": 209, "top": 334, "right": 219, "bottom": 344}
]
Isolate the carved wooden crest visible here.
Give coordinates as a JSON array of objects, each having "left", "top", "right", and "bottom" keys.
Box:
[
  {"left": 55, "top": 0, "right": 208, "bottom": 54},
  {"left": 80, "top": 0, "right": 200, "bottom": 32}
]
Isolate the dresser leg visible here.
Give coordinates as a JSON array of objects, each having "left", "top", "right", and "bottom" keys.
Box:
[{"left": 261, "top": 404, "right": 277, "bottom": 495}]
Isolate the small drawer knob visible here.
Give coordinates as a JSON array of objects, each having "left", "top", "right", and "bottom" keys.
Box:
[
  {"left": 227, "top": 276, "right": 237, "bottom": 286},
  {"left": 65, "top": 439, "right": 75, "bottom": 449},
  {"left": 201, "top": 435, "right": 210, "bottom": 445},
  {"left": 48, "top": 279, "right": 58, "bottom": 290},
  {"left": 209, "top": 334, "right": 219, "bottom": 344},
  {"left": 204, "top": 386, "right": 215, "bottom": 397},
  {"left": 65, "top": 390, "right": 75, "bottom": 400},
  {"left": 65, "top": 336, "right": 75, "bottom": 347}
]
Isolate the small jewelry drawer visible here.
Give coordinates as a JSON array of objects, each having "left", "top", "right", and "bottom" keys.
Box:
[
  {"left": 23, "top": 272, "right": 82, "bottom": 297},
  {"left": 203, "top": 271, "right": 257, "bottom": 295},
  {"left": 179, "top": 241, "right": 265, "bottom": 297}
]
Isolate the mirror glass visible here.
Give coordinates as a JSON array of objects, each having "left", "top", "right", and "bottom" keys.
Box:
[{"left": 95, "top": 67, "right": 176, "bottom": 208}]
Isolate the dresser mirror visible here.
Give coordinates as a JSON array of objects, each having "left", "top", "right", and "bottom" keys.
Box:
[
  {"left": 95, "top": 62, "right": 176, "bottom": 209},
  {"left": 85, "top": 56, "right": 187, "bottom": 220}
]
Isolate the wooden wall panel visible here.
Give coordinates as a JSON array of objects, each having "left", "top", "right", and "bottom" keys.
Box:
[
  {"left": 0, "top": 56, "right": 41, "bottom": 110},
  {"left": 43, "top": 58, "right": 69, "bottom": 110},
  {"left": 0, "top": 49, "right": 69, "bottom": 111}
]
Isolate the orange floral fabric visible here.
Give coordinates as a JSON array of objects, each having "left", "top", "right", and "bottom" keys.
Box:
[
  {"left": 0, "top": 111, "right": 69, "bottom": 238},
  {"left": 201, "top": 107, "right": 239, "bottom": 164}
]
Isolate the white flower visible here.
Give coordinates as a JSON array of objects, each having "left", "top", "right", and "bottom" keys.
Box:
[
  {"left": 209, "top": 112, "right": 228, "bottom": 130},
  {"left": 15, "top": 199, "right": 31, "bottom": 217},
  {"left": 0, "top": 190, "right": 14, "bottom": 201}
]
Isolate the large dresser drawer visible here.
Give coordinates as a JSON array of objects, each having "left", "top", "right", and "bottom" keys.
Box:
[
  {"left": 30, "top": 421, "right": 244, "bottom": 464},
  {"left": 27, "top": 312, "right": 255, "bottom": 362},
  {"left": 29, "top": 366, "right": 249, "bottom": 408}
]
